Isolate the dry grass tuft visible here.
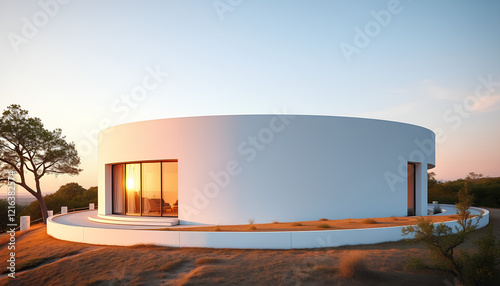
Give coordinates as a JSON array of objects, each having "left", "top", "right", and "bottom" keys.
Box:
[
  {"left": 338, "top": 251, "right": 369, "bottom": 279},
  {"left": 273, "top": 220, "right": 279, "bottom": 224},
  {"left": 1, "top": 249, "right": 82, "bottom": 274},
  {"left": 195, "top": 257, "right": 217, "bottom": 266},
  {"left": 159, "top": 258, "right": 184, "bottom": 271},
  {"left": 292, "top": 222, "right": 302, "bottom": 226},
  {"left": 58, "top": 250, "right": 80, "bottom": 258},
  {"left": 311, "top": 264, "right": 336, "bottom": 274},
  {"left": 317, "top": 223, "right": 332, "bottom": 229},
  {"left": 0, "top": 257, "right": 51, "bottom": 274},
  {"left": 318, "top": 218, "right": 328, "bottom": 221},
  {"left": 248, "top": 219, "right": 256, "bottom": 230},
  {"left": 361, "top": 219, "right": 378, "bottom": 224},
  {"left": 214, "top": 226, "right": 221, "bottom": 231}
]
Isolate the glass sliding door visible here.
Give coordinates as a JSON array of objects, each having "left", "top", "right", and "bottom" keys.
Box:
[
  {"left": 112, "top": 164, "right": 125, "bottom": 214},
  {"left": 407, "top": 163, "right": 416, "bottom": 216},
  {"left": 112, "top": 160, "right": 178, "bottom": 217},
  {"left": 125, "top": 163, "right": 141, "bottom": 215},
  {"left": 141, "top": 162, "right": 161, "bottom": 216},
  {"left": 162, "top": 161, "right": 178, "bottom": 217}
]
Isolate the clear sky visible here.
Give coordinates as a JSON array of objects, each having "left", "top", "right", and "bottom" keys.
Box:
[{"left": 1, "top": 0, "right": 499, "bottom": 195}]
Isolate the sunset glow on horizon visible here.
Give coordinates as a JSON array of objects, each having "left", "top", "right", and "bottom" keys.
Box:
[{"left": 1, "top": 0, "right": 499, "bottom": 195}]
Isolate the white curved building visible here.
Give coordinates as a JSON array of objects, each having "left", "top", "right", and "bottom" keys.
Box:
[{"left": 97, "top": 115, "right": 436, "bottom": 226}]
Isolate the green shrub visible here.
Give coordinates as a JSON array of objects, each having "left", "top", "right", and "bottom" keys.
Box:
[
  {"left": 405, "top": 256, "right": 428, "bottom": 270},
  {"left": 457, "top": 225, "right": 500, "bottom": 285}
]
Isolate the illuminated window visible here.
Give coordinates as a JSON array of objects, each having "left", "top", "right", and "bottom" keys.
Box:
[
  {"left": 162, "top": 162, "right": 178, "bottom": 216},
  {"left": 126, "top": 163, "right": 141, "bottom": 215},
  {"left": 142, "top": 162, "right": 161, "bottom": 216},
  {"left": 112, "top": 161, "right": 178, "bottom": 217}
]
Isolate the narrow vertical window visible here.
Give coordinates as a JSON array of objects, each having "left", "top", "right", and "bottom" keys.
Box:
[
  {"left": 162, "top": 161, "right": 178, "bottom": 217},
  {"left": 125, "top": 163, "right": 141, "bottom": 215},
  {"left": 141, "top": 162, "right": 161, "bottom": 216},
  {"left": 112, "top": 164, "right": 125, "bottom": 214}
]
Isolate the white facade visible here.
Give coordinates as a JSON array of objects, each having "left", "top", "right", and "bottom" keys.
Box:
[{"left": 98, "top": 115, "right": 436, "bottom": 225}]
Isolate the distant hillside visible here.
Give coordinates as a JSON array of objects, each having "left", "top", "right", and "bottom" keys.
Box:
[
  {"left": 428, "top": 176, "right": 500, "bottom": 208},
  {"left": 20, "top": 183, "right": 97, "bottom": 222},
  {"left": 0, "top": 195, "right": 36, "bottom": 206}
]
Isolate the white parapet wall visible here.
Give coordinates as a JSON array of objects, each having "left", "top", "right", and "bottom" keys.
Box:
[{"left": 47, "top": 205, "right": 489, "bottom": 249}]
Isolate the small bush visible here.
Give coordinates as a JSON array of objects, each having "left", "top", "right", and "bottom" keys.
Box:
[
  {"left": 361, "top": 219, "right": 378, "bottom": 224},
  {"left": 317, "top": 223, "right": 332, "bottom": 229},
  {"left": 248, "top": 219, "right": 256, "bottom": 230},
  {"left": 338, "top": 251, "right": 368, "bottom": 279},
  {"left": 457, "top": 225, "right": 500, "bottom": 285},
  {"left": 273, "top": 220, "right": 279, "bottom": 224},
  {"left": 292, "top": 222, "right": 302, "bottom": 226},
  {"left": 214, "top": 226, "right": 221, "bottom": 231},
  {"left": 195, "top": 257, "right": 217, "bottom": 266},
  {"left": 405, "top": 256, "right": 428, "bottom": 270},
  {"left": 159, "top": 259, "right": 184, "bottom": 272},
  {"left": 318, "top": 218, "right": 328, "bottom": 221}
]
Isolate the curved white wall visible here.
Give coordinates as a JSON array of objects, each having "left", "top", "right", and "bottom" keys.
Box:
[{"left": 98, "top": 115, "right": 435, "bottom": 225}]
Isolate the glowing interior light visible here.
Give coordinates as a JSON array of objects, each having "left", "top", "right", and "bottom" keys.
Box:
[{"left": 126, "top": 178, "right": 134, "bottom": 189}]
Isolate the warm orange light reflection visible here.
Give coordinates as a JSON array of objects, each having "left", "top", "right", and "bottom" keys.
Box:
[{"left": 126, "top": 178, "right": 134, "bottom": 189}]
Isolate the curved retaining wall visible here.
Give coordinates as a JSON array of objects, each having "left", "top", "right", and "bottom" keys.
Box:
[{"left": 47, "top": 205, "right": 489, "bottom": 249}]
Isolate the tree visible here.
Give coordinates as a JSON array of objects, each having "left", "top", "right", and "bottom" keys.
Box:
[
  {"left": 0, "top": 104, "right": 81, "bottom": 224},
  {"left": 428, "top": 171, "right": 438, "bottom": 189},
  {"left": 466, "top": 172, "right": 484, "bottom": 181},
  {"left": 20, "top": 183, "right": 97, "bottom": 221},
  {"left": 402, "top": 182, "right": 485, "bottom": 284}
]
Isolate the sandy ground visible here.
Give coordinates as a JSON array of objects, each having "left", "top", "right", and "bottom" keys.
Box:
[{"left": 0, "top": 209, "right": 498, "bottom": 286}]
